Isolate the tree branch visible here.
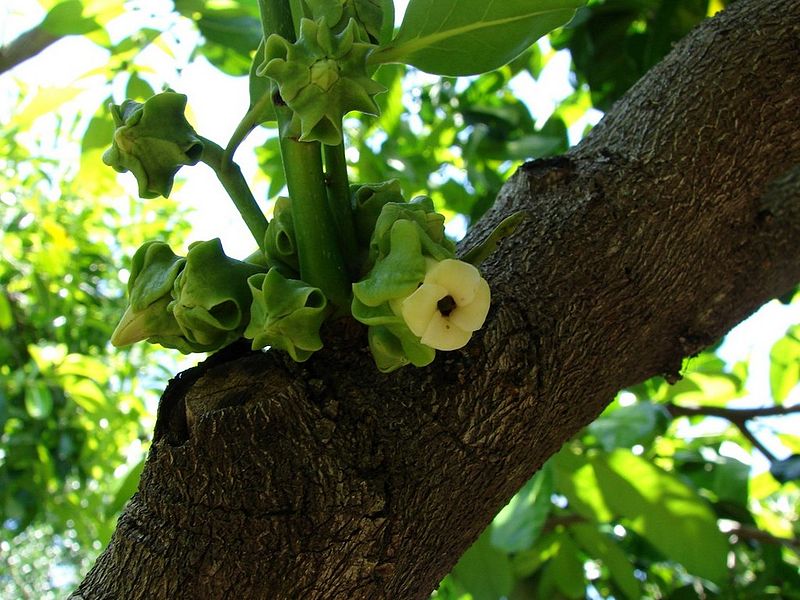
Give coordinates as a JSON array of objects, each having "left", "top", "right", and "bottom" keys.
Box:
[
  {"left": 727, "top": 523, "right": 800, "bottom": 552},
  {"left": 665, "top": 402, "right": 800, "bottom": 422},
  {"left": 73, "top": 1, "right": 800, "bottom": 598},
  {"left": 0, "top": 24, "right": 62, "bottom": 75},
  {"left": 665, "top": 402, "right": 799, "bottom": 462}
]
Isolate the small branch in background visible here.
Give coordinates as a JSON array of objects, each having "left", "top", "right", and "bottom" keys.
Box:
[
  {"left": 0, "top": 24, "right": 62, "bottom": 75},
  {"left": 737, "top": 422, "right": 778, "bottom": 463},
  {"left": 725, "top": 523, "right": 800, "bottom": 552},
  {"left": 664, "top": 402, "right": 800, "bottom": 463},
  {"left": 664, "top": 403, "right": 800, "bottom": 421},
  {"left": 550, "top": 513, "right": 800, "bottom": 554}
]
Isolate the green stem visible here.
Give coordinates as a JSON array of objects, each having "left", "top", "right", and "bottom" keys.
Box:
[
  {"left": 323, "top": 142, "right": 358, "bottom": 276},
  {"left": 257, "top": 0, "right": 351, "bottom": 308},
  {"left": 199, "top": 137, "right": 268, "bottom": 251},
  {"left": 257, "top": 0, "right": 295, "bottom": 41},
  {"left": 279, "top": 135, "right": 351, "bottom": 307},
  {"left": 223, "top": 75, "right": 274, "bottom": 165}
]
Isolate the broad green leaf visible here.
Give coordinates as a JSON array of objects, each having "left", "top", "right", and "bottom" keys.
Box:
[
  {"left": 552, "top": 448, "right": 613, "bottom": 522},
  {"left": 14, "top": 86, "right": 84, "bottom": 128},
  {"left": 372, "top": 0, "right": 585, "bottom": 76},
  {"left": 451, "top": 528, "right": 513, "bottom": 600},
  {"left": 589, "top": 401, "right": 667, "bottom": 451},
  {"left": 105, "top": 457, "right": 145, "bottom": 519},
  {"left": 570, "top": 524, "right": 639, "bottom": 600},
  {"left": 666, "top": 371, "right": 742, "bottom": 408},
  {"left": 0, "top": 293, "right": 12, "bottom": 330},
  {"left": 680, "top": 453, "right": 750, "bottom": 506},
  {"left": 491, "top": 464, "right": 553, "bottom": 552},
  {"left": 24, "top": 382, "right": 54, "bottom": 419},
  {"left": 593, "top": 450, "right": 728, "bottom": 584},
  {"left": 126, "top": 73, "right": 156, "bottom": 101},
  {"left": 769, "top": 325, "right": 800, "bottom": 404},
  {"left": 537, "top": 533, "right": 585, "bottom": 599},
  {"left": 42, "top": 0, "right": 100, "bottom": 36}
]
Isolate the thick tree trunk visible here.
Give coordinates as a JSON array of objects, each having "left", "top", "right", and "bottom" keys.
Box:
[{"left": 72, "top": 1, "right": 800, "bottom": 598}]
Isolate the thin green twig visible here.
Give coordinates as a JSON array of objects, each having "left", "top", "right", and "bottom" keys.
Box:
[{"left": 199, "top": 137, "right": 268, "bottom": 250}]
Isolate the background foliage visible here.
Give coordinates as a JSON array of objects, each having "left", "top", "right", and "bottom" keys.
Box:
[{"left": 1, "top": 0, "right": 797, "bottom": 598}]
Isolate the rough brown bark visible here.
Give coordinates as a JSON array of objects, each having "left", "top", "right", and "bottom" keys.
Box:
[
  {"left": 0, "top": 25, "right": 62, "bottom": 76},
  {"left": 72, "top": 1, "right": 800, "bottom": 598}
]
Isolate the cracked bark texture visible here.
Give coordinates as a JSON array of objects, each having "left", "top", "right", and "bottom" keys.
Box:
[{"left": 72, "top": 1, "right": 800, "bottom": 598}]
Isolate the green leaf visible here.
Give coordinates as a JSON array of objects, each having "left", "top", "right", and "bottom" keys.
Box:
[
  {"left": 538, "top": 533, "right": 585, "bottom": 599},
  {"left": 593, "top": 449, "right": 728, "bottom": 584},
  {"left": 491, "top": 464, "right": 553, "bottom": 553},
  {"left": 0, "top": 292, "right": 12, "bottom": 330},
  {"left": 570, "top": 524, "right": 640, "bottom": 600},
  {"left": 105, "top": 457, "right": 145, "bottom": 519},
  {"left": 24, "top": 382, "right": 54, "bottom": 419},
  {"left": 125, "top": 73, "right": 155, "bottom": 101},
  {"left": 14, "top": 86, "right": 84, "bottom": 129},
  {"left": 552, "top": 448, "right": 613, "bottom": 522},
  {"left": 769, "top": 325, "right": 800, "bottom": 404},
  {"left": 42, "top": 1, "right": 100, "bottom": 36},
  {"left": 451, "top": 528, "right": 513, "bottom": 600},
  {"left": 588, "top": 401, "right": 667, "bottom": 451},
  {"left": 666, "top": 371, "right": 743, "bottom": 408},
  {"left": 371, "top": 0, "right": 585, "bottom": 76},
  {"left": 678, "top": 452, "right": 750, "bottom": 507}
]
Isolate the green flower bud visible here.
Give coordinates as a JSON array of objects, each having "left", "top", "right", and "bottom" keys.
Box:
[
  {"left": 304, "top": 0, "right": 394, "bottom": 44},
  {"left": 259, "top": 18, "right": 385, "bottom": 145},
  {"left": 352, "top": 219, "right": 426, "bottom": 306},
  {"left": 351, "top": 179, "right": 405, "bottom": 249},
  {"left": 168, "top": 239, "right": 263, "bottom": 352},
  {"left": 102, "top": 91, "right": 203, "bottom": 199},
  {"left": 263, "top": 196, "right": 299, "bottom": 275},
  {"left": 351, "top": 196, "right": 468, "bottom": 370},
  {"left": 244, "top": 269, "right": 329, "bottom": 362},
  {"left": 368, "top": 323, "right": 436, "bottom": 373},
  {"left": 369, "top": 196, "right": 456, "bottom": 264},
  {"left": 111, "top": 241, "right": 186, "bottom": 348},
  {"left": 351, "top": 296, "right": 435, "bottom": 372}
]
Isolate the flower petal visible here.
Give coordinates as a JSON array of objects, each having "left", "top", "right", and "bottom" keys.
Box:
[
  {"left": 420, "top": 314, "right": 472, "bottom": 351},
  {"left": 401, "top": 282, "right": 447, "bottom": 337},
  {"left": 425, "top": 259, "right": 480, "bottom": 305},
  {"left": 449, "top": 278, "right": 490, "bottom": 332}
]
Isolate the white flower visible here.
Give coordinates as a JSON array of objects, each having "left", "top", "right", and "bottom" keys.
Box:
[{"left": 400, "top": 259, "right": 490, "bottom": 351}]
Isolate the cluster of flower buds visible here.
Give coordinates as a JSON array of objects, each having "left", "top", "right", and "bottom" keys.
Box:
[{"left": 351, "top": 188, "right": 490, "bottom": 372}]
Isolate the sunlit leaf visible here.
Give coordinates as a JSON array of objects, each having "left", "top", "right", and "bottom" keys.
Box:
[
  {"left": 537, "top": 533, "right": 585, "bottom": 599},
  {"left": 570, "top": 524, "right": 639, "bottom": 600},
  {"left": 14, "top": 86, "right": 84, "bottom": 128},
  {"left": 42, "top": 0, "right": 100, "bottom": 36},
  {"left": 451, "top": 528, "right": 513, "bottom": 600},
  {"left": 769, "top": 325, "right": 800, "bottom": 404},
  {"left": 665, "top": 371, "right": 742, "bottom": 408},
  {"left": 373, "top": 0, "right": 585, "bottom": 76},
  {"left": 589, "top": 401, "right": 667, "bottom": 451},
  {"left": 105, "top": 457, "right": 145, "bottom": 519},
  {"left": 552, "top": 448, "right": 613, "bottom": 522},
  {"left": 593, "top": 450, "right": 728, "bottom": 583},
  {"left": 491, "top": 464, "right": 553, "bottom": 552},
  {"left": 24, "top": 382, "right": 54, "bottom": 419}
]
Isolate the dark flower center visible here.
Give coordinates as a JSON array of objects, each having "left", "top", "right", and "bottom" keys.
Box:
[{"left": 437, "top": 295, "right": 457, "bottom": 317}]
